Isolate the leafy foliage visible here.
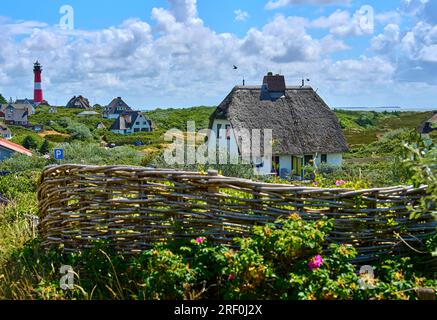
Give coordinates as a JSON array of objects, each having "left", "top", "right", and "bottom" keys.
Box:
[
  {"left": 0, "top": 154, "right": 48, "bottom": 172},
  {"left": 0, "top": 93, "right": 7, "bottom": 104},
  {"left": 22, "top": 136, "right": 38, "bottom": 150},
  {"left": 39, "top": 139, "right": 50, "bottom": 155},
  {"left": 58, "top": 117, "right": 93, "bottom": 141},
  {"left": 0, "top": 215, "right": 435, "bottom": 300},
  {"left": 57, "top": 142, "right": 142, "bottom": 165}
]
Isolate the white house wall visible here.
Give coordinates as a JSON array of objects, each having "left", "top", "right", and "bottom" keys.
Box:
[
  {"left": 209, "top": 119, "right": 273, "bottom": 175},
  {"left": 313, "top": 153, "right": 343, "bottom": 167},
  {"left": 208, "top": 119, "right": 240, "bottom": 161},
  {"left": 208, "top": 119, "right": 344, "bottom": 176},
  {"left": 130, "top": 114, "right": 151, "bottom": 133}
]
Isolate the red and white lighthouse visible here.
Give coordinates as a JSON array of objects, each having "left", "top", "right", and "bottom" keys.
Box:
[{"left": 33, "top": 61, "right": 43, "bottom": 105}]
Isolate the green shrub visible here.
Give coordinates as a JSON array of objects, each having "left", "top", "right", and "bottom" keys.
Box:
[
  {"left": 57, "top": 142, "right": 142, "bottom": 165},
  {"left": 39, "top": 139, "right": 50, "bottom": 155},
  {"left": 58, "top": 117, "right": 93, "bottom": 141},
  {"left": 0, "top": 154, "right": 48, "bottom": 173},
  {"left": 22, "top": 136, "right": 38, "bottom": 150},
  {"left": 0, "top": 215, "right": 436, "bottom": 300},
  {"left": 0, "top": 172, "right": 40, "bottom": 198}
]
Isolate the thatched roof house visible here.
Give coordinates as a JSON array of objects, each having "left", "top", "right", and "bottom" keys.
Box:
[
  {"left": 103, "top": 97, "right": 132, "bottom": 119},
  {"left": 418, "top": 112, "right": 437, "bottom": 134},
  {"left": 208, "top": 73, "right": 348, "bottom": 177},
  {"left": 66, "top": 96, "right": 91, "bottom": 109}
]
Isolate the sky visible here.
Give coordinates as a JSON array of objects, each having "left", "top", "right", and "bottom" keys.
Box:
[{"left": 0, "top": 0, "right": 436, "bottom": 110}]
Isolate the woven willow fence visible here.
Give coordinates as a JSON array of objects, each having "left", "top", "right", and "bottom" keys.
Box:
[{"left": 38, "top": 165, "right": 436, "bottom": 264}]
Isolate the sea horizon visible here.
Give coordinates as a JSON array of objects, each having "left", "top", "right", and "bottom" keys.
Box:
[{"left": 333, "top": 106, "right": 436, "bottom": 112}]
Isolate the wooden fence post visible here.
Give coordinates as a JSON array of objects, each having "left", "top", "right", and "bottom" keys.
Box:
[
  {"left": 208, "top": 170, "right": 223, "bottom": 242},
  {"left": 416, "top": 288, "right": 435, "bottom": 300},
  {"left": 208, "top": 170, "right": 219, "bottom": 193}
]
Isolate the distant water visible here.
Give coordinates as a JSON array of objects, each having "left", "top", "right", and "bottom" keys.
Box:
[{"left": 334, "top": 106, "right": 436, "bottom": 112}]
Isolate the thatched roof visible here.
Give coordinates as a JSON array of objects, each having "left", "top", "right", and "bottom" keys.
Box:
[
  {"left": 66, "top": 96, "right": 91, "bottom": 109},
  {"left": 104, "top": 97, "right": 132, "bottom": 116},
  {"left": 418, "top": 111, "right": 437, "bottom": 134},
  {"left": 210, "top": 84, "right": 349, "bottom": 155}
]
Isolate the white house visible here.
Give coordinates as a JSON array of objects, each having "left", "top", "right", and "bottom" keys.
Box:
[
  {"left": 110, "top": 111, "right": 152, "bottom": 134},
  {"left": 208, "top": 73, "right": 349, "bottom": 178}
]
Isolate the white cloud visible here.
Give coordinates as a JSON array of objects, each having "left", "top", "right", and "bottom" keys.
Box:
[
  {"left": 372, "top": 5, "right": 437, "bottom": 86},
  {"left": 0, "top": 17, "right": 48, "bottom": 35},
  {"left": 234, "top": 9, "right": 249, "bottom": 22},
  {"left": 0, "top": 0, "right": 436, "bottom": 109},
  {"left": 375, "top": 11, "right": 402, "bottom": 25},
  {"left": 371, "top": 23, "right": 400, "bottom": 54},
  {"left": 168, "top": 0, "right": 202, "bottom": 25},
  {"left": 310, "top": 9, "right": 374, "bottom": 37},
  {"left": 240, "top": 15, "right": 347, "bottom": 63},
  {"left": 266, "top": 0, "right": 350, "bottom": 10},
  {"left": 400, "top": 0, "right": 428, "bottom": 17}
]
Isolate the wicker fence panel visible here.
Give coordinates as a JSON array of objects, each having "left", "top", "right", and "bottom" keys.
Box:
[{"left": 38, "top": 165, "right": 436, "bottom": 263}]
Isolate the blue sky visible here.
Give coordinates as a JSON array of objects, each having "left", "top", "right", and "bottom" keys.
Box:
[{"left": 0, "top": 0, "right": 436, "bottom": 109}]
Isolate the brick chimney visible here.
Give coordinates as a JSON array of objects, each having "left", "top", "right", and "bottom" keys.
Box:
[{"left": 263, "top": 72, "right": 286, "bottom": 92}]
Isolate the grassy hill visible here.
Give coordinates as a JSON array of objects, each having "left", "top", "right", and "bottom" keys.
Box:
[
  {"left": 335, "top": 109, "right": 432, "bottom": 148},
  {"left": 145, "top": 106, "right": 215, "bottom": 132}
]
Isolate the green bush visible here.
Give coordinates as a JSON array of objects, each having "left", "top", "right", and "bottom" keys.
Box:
[
  {"left": 57, "top": 142, "right": 142, "bottom": 165},
  {"left": 0, "top": 154, "right": 48, "bottom": 173},
  {"left": 22, "top": 136, "right": 38, "bottom": 150},
  {"left": 0, "top": 172, "right": 40, "bottom": 198},
  {"left": 1, "top": 215, "right": 434, "bottom": 300},
  {"left": 59, "top": 117, "right": 93, "bottom": 141},
  {"left": 0, "top": 93, "right": 7, "bottom": 104},
  {"left": 39, "top": 139, "right": 50, "bottom": 155}
]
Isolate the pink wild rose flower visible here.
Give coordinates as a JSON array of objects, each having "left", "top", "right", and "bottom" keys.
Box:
[
  {"left": 195, "top": 237, "right": 206, "bottom": 244},
  {"left": 308, "top": 255, "right": 324, "bottom": 270},
  {"left": 336, "top": 180, "right": 346, "bottom": 187}
]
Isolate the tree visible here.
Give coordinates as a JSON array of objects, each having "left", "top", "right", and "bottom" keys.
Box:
[
  {"left": 22, "top": 136, "right": 38, "bottom": 150},
  {"left": 39, "top": 139, "right": 50, "bottom": 155},
  {"left": 0, "top": 94, "right": 7, "bottom": 104}
]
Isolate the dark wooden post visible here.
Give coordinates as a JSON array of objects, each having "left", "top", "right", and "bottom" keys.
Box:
[{"left": 416, "top": 288, "right": 435, "bottom": 300}]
